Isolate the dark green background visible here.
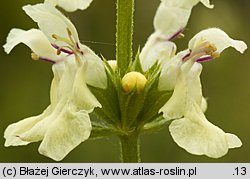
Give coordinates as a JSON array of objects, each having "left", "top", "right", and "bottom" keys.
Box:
[{"left": 0, "top": 0, "right": 249, "bottom": 162}]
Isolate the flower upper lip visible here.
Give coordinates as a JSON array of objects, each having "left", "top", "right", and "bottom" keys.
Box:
[
  {"left": 154, "top": 0, "right": 213, "bottom": 41},
  {"left": 23, "top": 3, "right": 80, "bottom": 48}
]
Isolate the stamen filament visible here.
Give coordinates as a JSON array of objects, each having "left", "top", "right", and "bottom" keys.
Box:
[
  {"left": 183, "top": 41, "right": 219, "bottom": 63},
  {"left": 31, "top": 53, "right": 56, "bottom": 64},
  {"left": 52, "top": 44, "right": 74, "bottom": 55},
  {"left": 196, "top": 56, "right": 214, "bottom": 62},
  {"left": 67, "top": 28, "right": 76, "bottom": 47},
  {"left": 51, "top": 28, "right": 84, "bottom": 64},
  {"left": 183, "top": 51, "right": 207, "bottom": 61},
  {"left": 52, "top": 34, "right": 74, "bottom": 47},
  {"left": 182, "top": 50, "right": 191, "bottom": 60},
  {"left": 168, "top": 28, "right": 185, "bottom": 41}
]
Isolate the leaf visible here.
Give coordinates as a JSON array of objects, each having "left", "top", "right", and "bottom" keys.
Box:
[
  {"left": 119, "top": 89, "right": 146, "bottom": 128},
  {"left": 89, "top": 121, "right": 121, "bottom": 140},
  {"left": 137, "top": 74, "right": 173, "bottom": 125},
  {"left": 131, "top": 48, "right": 144, "bottom": 73},
  {"left": 142, "top": 116, "right": 170, "bottom": 134},
  {"left": 103, "top": 58, "right": 115, "bottom": 76},
  {"left": 88, "top": 70, "right": 121, "bottom": 125}
]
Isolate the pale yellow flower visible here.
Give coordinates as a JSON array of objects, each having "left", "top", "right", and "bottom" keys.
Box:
[
  {"left": 3, "top": 3, "right": 107, "bottom": 161},
  {"left": 140, "top": 0, "right": 247, "bottom": 158}
]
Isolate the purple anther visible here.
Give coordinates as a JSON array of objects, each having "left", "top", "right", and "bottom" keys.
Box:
[
  {"left": 196, "top": 56, "right": 214, "bottom": 63},
  {"left": 168, "top": 28, "right": 185, "bottom": 41},
  {"left": 52, "top": 44, "right": 74, "bottom": 55},
  {"left": 39, "top": 57, "right": 56, "bottom": 64}
]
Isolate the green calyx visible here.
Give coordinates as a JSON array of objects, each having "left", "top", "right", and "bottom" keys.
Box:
[{"left": 88, "top": 52, "right": 173, "bottom": 140}]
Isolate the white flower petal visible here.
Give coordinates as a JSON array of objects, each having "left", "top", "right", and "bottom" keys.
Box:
[
  {"left": 23, "top": 3, "right": 79, "bottom": 46},
  {"left": 159, "top": 60, "right": 203, "bottom": 119},
  {"left": 56, "top": 60, "right": 79, "bottom": 99},
  {"left": 189, "top": 28, "right": 248, "bottom": 53},
  {"left": 45, "top": 0, "right": 93, "bottom": 12},
  {"left": 4, "top": 44, "right": 99, "bottom": 160},
  {"left": 155, "top": 0, "right": 213, "bottom": 38},
  {"left": 170, "top": 118, "right": 228, "bottom": 158},
  {"left": 39, "top": 107, "right": 91, "bottom": 161},
  {"left": 3, "top": 60, "right": 76, "bottom": 146},
  {"left": 9, "top": 60, "right": 97, "bottom": 160},
  {"left": 19, "top": 98, "right": 68, "bottom": 143},
  {"left": 201, "top": 96, "right": 208, "bottom": 112},
  {"left": 158, "top": 59, "right": 180, "bottom": 91},
  {"left": 4, "top": 107, "right": 52, "bottom": 147},
  {"left": 159, "top": 67, "right": 187, "bottom": 119},
  {"left": 200, "top": 0, "right": 214, "bottom": 8},
  {"left": 161, "top": 0, "right": 213, "bottom": 9},
  {"left": 226, "top": 133, "right": 242, "bottom": 148},
  {"left": 50, "top": 62, "right": 65, "bottom": 105},
  {"left": 3, "top": 28, "right": 58, "bottom": 59},
  {"left": 80, "top": 45, "right": 107, "bottom": 89},
  {"left": 71, "top": 61, "right": 102, "bottom": 112},
  {"left": 154, "top": 3, "right": 191, "bottom": 39},
  {"left": 158, "top": 50, "right": 189, "bottom": 91},
  {"left": 22, "top": 2, "right": 107, "bottom": 91},
  {"left": 140, "top": 32, "right": 176, "bottom": 71},
  {"left": 169, "top": 102, "right": 242, "bottom": 158},
  {"left": 182, "top": 61, "right": 203, "bottom": 105},
  {"left": 9, "top": 60, "right": 79, "bottom": 143}
]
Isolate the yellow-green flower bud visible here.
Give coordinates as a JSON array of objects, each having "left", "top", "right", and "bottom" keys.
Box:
[{"left": 121, "top": 71, "right": 147, "bottom": 93}]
